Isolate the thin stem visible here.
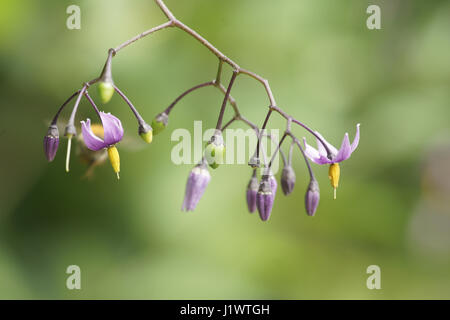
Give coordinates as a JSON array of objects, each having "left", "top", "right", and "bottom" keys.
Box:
[
  {"left": 268, "top": 132, "right": 287, "bottom": 168},
  {"left": 289, "top": 134, "right": 315, "bottom": 180},
  {"left": 215, "top": 59, "right": 223, "bottom": 84},
  {"left": 173, "top": 20, "right": 239, "bottom": 70},
  {"left": 214, "top": 82, "right": 239, "bottom": 115},
  {"left": 270, "top": 105, "right": 332, "bottom": 158},
  {"left": 256, "top": 109, "right": 273, "bottom": 158},
  {"left": 51, "top": 90, "right": 81, "bottom": 125},
  {"left": 165, "top": 81, "right": 215, "bottom": 114},
  {"left": 84, "top": 92, "right": 102, "bottom": 118},
  {"left": 215, "top": 71, "right": 238, "bottom": 130},
  {"left": 238, "top": 69, "right": 276, "bottom": 106},
  {"left": 155, "top": 0, "right": 176, "bottom": 21},
  {"left": 67, "top": 85, "right": 88, "bottom": 127},
  {"left": 288, "top": 140, "right": 295, "bottom": 165},
  {"left": 114, "top": 21, "right": 173, "bottom": 53},
  {"left": 113, "top": 85, "right": 145, "bottom": 125},
  {"left": 221, "top": 116, "right": 237, "bottom": 131},
  {"left": 238, "top": 115, "right": 258, "bottom": 132}
]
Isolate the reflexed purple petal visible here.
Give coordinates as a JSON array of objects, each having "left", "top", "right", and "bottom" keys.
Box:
[
  {"left": 314, "top": 131, "right": 338, "bottom": 156},
  {"left": 100, "top": 112, "right": 124, "bottom": 146},
  {"left": 314, "top": 157, "right": 333, "bottom": 165},
  {"left": 351, "top": 123, "right": 360, "bottom": 152},
  {"left": 316, "top": 137, "right": 328, "bottom": 158},
  {"left": 303, "top": 138, "right": 321, "bottom": 160},
  {"left": 81, "top": 119, "right": 107, "bottom": 151},
  {"left": 303, "top": 138, "right": 332, "bottom": 164},
  {"left": 334, "top": 133, "right": 352, "bottom": 162}
]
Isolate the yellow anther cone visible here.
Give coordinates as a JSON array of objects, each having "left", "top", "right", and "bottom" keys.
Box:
[
  {"left": 107, "top": 146, "right": 120, "bottom": 179},
  {"left": 328, "top": 163, "right": 340, "bottom": 199}
]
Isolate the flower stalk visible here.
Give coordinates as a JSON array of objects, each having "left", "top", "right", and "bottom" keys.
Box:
[{"left": 43, "top": 0, "right": 360, "bottom": 219}]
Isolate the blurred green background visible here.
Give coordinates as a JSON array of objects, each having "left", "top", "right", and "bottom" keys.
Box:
[{"left": 0, "top": 0, "right": 449, "bottom": 299}]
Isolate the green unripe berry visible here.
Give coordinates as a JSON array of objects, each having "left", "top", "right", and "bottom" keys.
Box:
[{"left": 98, "top": 81, "right": 114, "bottom": 104}]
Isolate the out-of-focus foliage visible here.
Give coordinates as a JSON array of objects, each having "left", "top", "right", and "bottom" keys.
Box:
[{"left": 0, "top": 0, "right": 449, "bottom": 299}]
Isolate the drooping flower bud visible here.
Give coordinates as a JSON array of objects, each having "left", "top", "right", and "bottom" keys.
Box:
[
  {"left": 328, "top": 163, "right": 340, "bottom": 199},
  {"left": 246, "top": 170, "right": 258, "bottom": 213},
  {"left": 138, "top": 122, "right": 153, "bottom": 144},
  {"left": 205, "top": 130, "right": 225, "bottom": 169},
  {"left": 256, "top": 177, "right": 274, "bottom": 221},
  {"left": 182, "top": 161, "right": 211, "bottom": 211},
  {"left": 43, "top": 124, "right": 59, "bottom": 162},
  {"left": 151, "top": 112, "right": 169, "bottom": 136},
  {"left": 98, "top": 49, "right": 115, "bottom": 104},
  {"left": 281, "top": 165, "right": 296, "bottom": 195},
  {"left": 305, "top": 179, "right": 320, "bottom": 216}
]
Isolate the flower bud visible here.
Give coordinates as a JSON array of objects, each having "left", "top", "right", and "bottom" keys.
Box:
[
  {"left": 328, "top": 163, "right": 340, "bottom": 199},
  {"left": 43, "top": 124, "right": 59, "bottom": 162},
  {"left": 256, "top": 177, "right": 274, "bottom": 221},
  {"left": 151, "top": 112, "right": 169, "bottom": 135},
  {"left": 205, "top": 130, "right": 225, "bottom": 169},
  {"left": 182, "top": 161, "right": 211, "bottom": 211},
  {"left": 138, "top": 122, "right": 153, "bottom": 144},
  {"left": 98, "top": 81, "right": 115, "bottom": 104},
  {"left": 305, "top": 179, "right": 320, "bottom": 216},
  {"left": 246, "top": 171, "right": 259, "bottom": 213},
  {"left": 281, "top": 165, "right": 296, "bottom": 195}
]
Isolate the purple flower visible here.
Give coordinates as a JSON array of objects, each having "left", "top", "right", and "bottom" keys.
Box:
[
  {"left": 81, "top": 112, "right": 124, "bottom": 151},
  {"left": 182, "top": 162, "right": 211, "bottom": 211},
  {"left": 246, "top": 172, "right": 258, "bottom": 213},
  {"left": 43, "top": 125, "right": 59, "bottom": 162},
  {"left": 256, "top": 178, "right": 274, "bottom": 221},
  {"left": 305, "top": 179, "right": 320, "bottom": 216},
  {"left": 303, "top": 124, "right": 360, "bottom": 165}
]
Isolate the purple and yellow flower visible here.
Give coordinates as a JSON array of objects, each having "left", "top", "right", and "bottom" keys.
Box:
[
  {"left": 303, "top": 124, "right": 360, "bottom": 198},
  {"left": 81, "top": 111, "right": 124, "bottom": 179},
  {"left": 182, "top": 161, "right": 211, "bottom": 212}
]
